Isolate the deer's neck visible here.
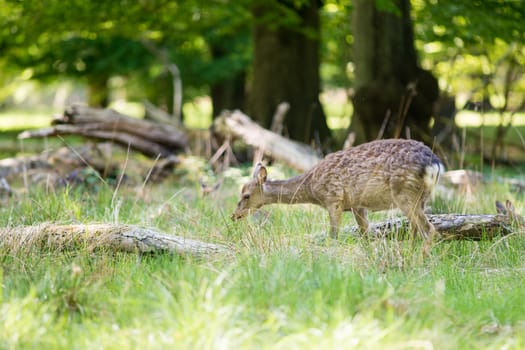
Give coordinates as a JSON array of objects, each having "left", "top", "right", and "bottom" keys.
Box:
[{"left": 262, "top": 173, "right": 318, "bottom": 205}]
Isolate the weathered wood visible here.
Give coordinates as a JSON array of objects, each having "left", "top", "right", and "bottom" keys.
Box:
[
  {"left": 59, "top": 104, "right": 188, "bottom": 149},
  {"left": 19, "top": 124, "right": 174, "bottom": 158},
  {"left": 345, "top": 213, "right": 517, "bottom": 241},
  {"left": 18, "top": 104, "right": 189, "bottom": 158},
  {"left": 143, "top": 99, "right": 181, "bottom": 127},
  {"left": 270, "top": 102, "right": 290, "bottom": 135},
  {"left": 0, "top": 223, "right": 228, "bottom": 258},
  {"left": 213, "top": 110, "right": 322, "bottom": 172}
]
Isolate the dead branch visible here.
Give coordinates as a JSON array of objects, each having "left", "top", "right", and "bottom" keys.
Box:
[
  {"left": 0, "top": 223, "right": 228, "bottom": 258},
  {"left": 143, "top": 99, "right": 181, "bottom": 128},
  {"left": 213, "top": 110, "right": 322, "bottom": 172},
  {"left": 270, "top": 102, "right": 290, "bottom": 135},
  {"left": 19, "top": 125, "right": 174, "bottom": 158}
]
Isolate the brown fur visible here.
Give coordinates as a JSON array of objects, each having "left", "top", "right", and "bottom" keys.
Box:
[{"left": 232, "top": 139, "right": 443, "bottom": 239}]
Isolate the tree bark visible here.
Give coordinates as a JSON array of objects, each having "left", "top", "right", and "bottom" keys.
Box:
[
  {"left": 349, "top": 0, "right": 438, "bottom": 144},
  {"left": 209, "top": 43, "right": 246, "bottom": 117},
  {"left": 210, "top": 72, "right": 246, "bottom": 118},
  {"left": 249, "top": 0, "right": 330, "bottom": 144}
]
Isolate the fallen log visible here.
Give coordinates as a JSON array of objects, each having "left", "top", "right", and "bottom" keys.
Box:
[
  {"left": 343, "top": 200, "right": 524, "bottom": 241},
  {"left": 18, "top": 104, "right": 189, "bottom": 158},
  {"left": 213, "top": 110, "right": 322, "bottom": 172},
  {"left": 343, "top": 213, "right": 514, "bottom": 241},
  {"left": 0, "top": 223, "right": 228, "bottom": 258}
]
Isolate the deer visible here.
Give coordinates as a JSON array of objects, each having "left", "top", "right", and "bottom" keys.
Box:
[{"left": 231, "top": 139, "right": 444, "bottom": 240}]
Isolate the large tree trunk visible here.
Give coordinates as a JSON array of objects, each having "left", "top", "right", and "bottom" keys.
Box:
[
  {"left": 249, "top": 0, "right": 330, "bottom": 144},
  {"left": 210, "top": 72, "right": 246, "bottom": 118},
  {"left": 210, "top": 49, "right": 246, "bottom": 117},
  {"left": 349, "top": 0, "right": 438, "bottom": 144}
]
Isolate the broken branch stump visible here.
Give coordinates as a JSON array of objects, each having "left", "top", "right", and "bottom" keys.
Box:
[{"left": 213, "top": 110, "right": 322, "bottom": 172}]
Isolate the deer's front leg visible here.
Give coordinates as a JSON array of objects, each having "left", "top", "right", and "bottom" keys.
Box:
[{"left": 326, "top": 202, "right": 343, "bottom": 239}]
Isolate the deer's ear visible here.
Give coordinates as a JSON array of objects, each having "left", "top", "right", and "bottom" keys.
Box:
[{"left": 253, "top": 163, "right": 267, "bottom": 185}]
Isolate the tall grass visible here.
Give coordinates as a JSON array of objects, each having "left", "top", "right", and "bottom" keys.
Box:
[{"left": 1, "top": 161, "right": 524, "bottom": 349}]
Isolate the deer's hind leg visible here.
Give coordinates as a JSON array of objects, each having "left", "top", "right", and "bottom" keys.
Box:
[
  {"left": 396, "top": 196, "right": 435, "bottom": 240},
  {"left": 351, "top": 208, "right": 369, "bottom": 235}
]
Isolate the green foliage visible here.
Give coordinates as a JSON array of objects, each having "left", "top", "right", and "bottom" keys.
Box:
[
  {"left": 374, "top": 0, "right": 402, "bottom": 16},
  {"left": 320, "top": 2, "right": 353, "bottom": 88},
  {"left": 414, "top": 0, "right": 525, "bottom": 46},
  {"left": 0, "top": 0, "right": 253, "bottom": 104},
  {"left": 2, "top": 0, "right": 524, "bottom": 123},
  {"left": 413, "top": 0, "right": 525, "bottom": 112}
]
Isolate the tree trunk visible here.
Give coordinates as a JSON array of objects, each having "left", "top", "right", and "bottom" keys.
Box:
[
  {"left": 249, "top": 0, "right": 330, "bottom": 144},
  {"left": 349, "top": 0, "right": 438, "bottom": 144},
  {"left": 209, "top": 42, "right": 247, "bottom": 118},
  {"left": 210, "top": 72, "right": 246, "bottom": 118}
]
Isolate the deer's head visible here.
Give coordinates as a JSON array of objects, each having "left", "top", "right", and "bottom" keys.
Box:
[{"left": 231, "top": 163, "right": 267, "bottom": 220}]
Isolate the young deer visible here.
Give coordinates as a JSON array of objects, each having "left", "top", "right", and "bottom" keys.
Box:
[{"left": 231, "top": 139, "right": 444, "bottom": 239}]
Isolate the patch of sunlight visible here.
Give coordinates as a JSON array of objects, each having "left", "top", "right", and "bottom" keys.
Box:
[
  {"left": 327, "top": 115, "right": 350, "bottom": 130},
  {"left": 183, "top": 96, "right": 212, "bottom": 129},
  {"left": 456, "top": 110, "right": 525, "bottom": 127},
  {"left": 0, "top": 108, "right": 55, "bottom": 130},
  {"left": 321, "top": 89, "right": 351, "bottom": 130},
  {"left": 109, "top": 101, "right": 145, "bottom": 118}
]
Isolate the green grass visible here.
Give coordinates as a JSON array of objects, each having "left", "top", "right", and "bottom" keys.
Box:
[
  {"left": 1, "top": 103, "right": 525, "bottom": 348},
  {"left": 1, "top": 161, "right": 525, "bottom": 349}
]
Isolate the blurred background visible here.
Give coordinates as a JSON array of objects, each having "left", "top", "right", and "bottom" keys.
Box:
[{"left": 1, "top": 0, "right": 524, "bottom": 165}]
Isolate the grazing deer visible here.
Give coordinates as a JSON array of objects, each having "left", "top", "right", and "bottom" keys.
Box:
[{"left": 231, "top": 139, "right": 444, "bottom": 239}]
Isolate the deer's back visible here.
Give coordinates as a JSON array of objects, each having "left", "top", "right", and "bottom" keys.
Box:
[{"left": 308, "top": 139, "right": 441, "bottom": 210}]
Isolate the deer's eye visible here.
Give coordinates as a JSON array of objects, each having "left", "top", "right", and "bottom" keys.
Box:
[{"left": 242, "top": 194, "right": 250, "bottom": 200}]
